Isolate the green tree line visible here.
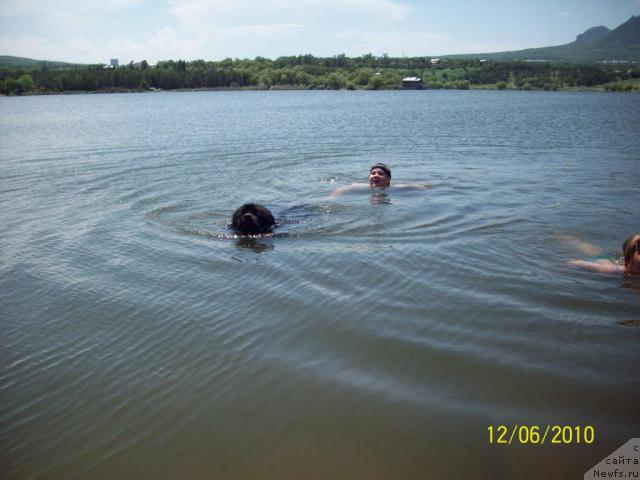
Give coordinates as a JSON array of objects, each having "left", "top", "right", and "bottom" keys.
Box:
[{"left": 1, "top": 54, "right": 639, "bottom": 95}]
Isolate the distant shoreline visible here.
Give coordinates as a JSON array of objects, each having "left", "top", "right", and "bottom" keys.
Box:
[
  {"left": 3, "top": 55, "right": 639, "bottom": 96},
  {"left": 4, "top": 84, "right": 638, "bottom": 96}
]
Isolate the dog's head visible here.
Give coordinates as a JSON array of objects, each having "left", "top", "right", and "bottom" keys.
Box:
[{"left": 231, "top": 203, "right": 276, "bottom": 235}]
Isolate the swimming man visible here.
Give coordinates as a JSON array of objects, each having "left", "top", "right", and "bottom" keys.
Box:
[{"left": 328, "top": 163, "right": 430, "bottom": 199}]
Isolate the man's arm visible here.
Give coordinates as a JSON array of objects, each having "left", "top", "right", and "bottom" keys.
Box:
[
  {"left": 326, "top": 183, "right": 368, "bottom": 199},
  {"left": 394, "top": 183, "right": 431, "bottom": 191},
  {"left": 568, "top": 259, "right": 623, "bottom": 274}
]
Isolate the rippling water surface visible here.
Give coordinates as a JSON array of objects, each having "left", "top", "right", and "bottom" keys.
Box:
[{"left": 1, "top": 90, "right": 639, "bottom": 479}]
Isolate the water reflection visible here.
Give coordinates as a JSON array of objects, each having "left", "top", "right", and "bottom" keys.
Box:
[
  {"left": 234, "top": 237, "right": 275, "bottom": 253},
  {"left": 370, "top": 192, "right": 392, "bottom": 205},
  {"left": 620, "top": 277, "right": 640, "bottom": 292}
]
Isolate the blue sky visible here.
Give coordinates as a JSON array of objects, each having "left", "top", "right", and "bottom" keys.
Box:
[{"left": 0, "top": 0, "right": 638, "bottom": 64}]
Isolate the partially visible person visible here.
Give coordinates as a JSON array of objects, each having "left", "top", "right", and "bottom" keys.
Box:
[
  {"left": 568, "top": 233, "right": 640, "bottom": 275},
  {"left": 328, "top": 163, "right": 430, "bottom": 199}
]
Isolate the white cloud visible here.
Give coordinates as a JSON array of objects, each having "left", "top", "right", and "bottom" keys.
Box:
[
  {"left": 43, "top": 12, "right": 98, "bottom": 31},
  {"left": 0, "top": 0, "right": 415, "bottom": 62},
  {"left": 1, "top": 20, "right": 310, "bottom": 64},
  {"left": 335, "top": 30, "right": 524, "bottom": 56},
  {"left": 0, "top": 0, "right": 143, "bottom": 17},
  {"left": 86, "top": 28, "right": 200, "bottom": 63},
  {"left": 146, "top": 27, "right": 201, "bottom": 59},
  {"left": 299, "top": 0, "right": 411, "bottom": 21},
  {"left": 167, "top": 0, "right": 411, "bottom": 30},
  {"left": 2, "top": 0, "right": 539, "bottom": 63},
  {"left": 451, "top": 41, "right": 526, "bottom": 55},
  {"left": 336, "top": 30, "right": 449, "bottom": 56},
  {"left": 0, "top": 35, "right": 52, "bottom": 59},
  {"left": 67, "top": 35, "right": 93, "bottom": 52},
  {"left": 559, "top": 11, "right": 572, "bottom": 17},
  {"left": 220, "top": 23, "right": 307, "bottom": 35}
]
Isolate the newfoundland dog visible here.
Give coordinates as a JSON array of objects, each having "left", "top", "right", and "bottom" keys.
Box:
[{"left": 231, "top": 203, "right": 276, "bottom": 236}]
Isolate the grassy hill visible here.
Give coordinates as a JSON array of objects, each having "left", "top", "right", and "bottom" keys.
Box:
[
  {"left": 444, "top": 15, "right": 640, "bottom": 63},
  {"left": 0, "top": 55, "right": 86, "bottom": 69}
]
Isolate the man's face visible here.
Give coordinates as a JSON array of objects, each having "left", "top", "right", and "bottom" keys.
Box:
[{"left": 369, "top": 168, "right": 390, "bottom": 188}]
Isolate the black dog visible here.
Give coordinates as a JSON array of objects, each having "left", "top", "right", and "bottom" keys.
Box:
[{"left": 231, "top": 203, "right": 276, "bottom": 236}]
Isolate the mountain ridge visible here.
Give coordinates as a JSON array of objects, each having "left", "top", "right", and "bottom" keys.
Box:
[
  {"left": 443, "top": 15, "right": 640, "bottom": 62},
  {"left": 575, "top": 26, "right": 610, "bottom": 43}
]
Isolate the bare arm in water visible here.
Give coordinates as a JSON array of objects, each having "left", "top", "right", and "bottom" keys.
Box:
[
  {"left": 567, "top": 259, "right": 624, "bottom": 274},
  {"left": 565, "top": 233, "right": 640, "bottom": 276},
  {"left": 394, "top": 183, "right": 431, "bottom": 190},
  {"left": 326, "top": 183, "right": 369, "bottom": 199},
  {"left": 327, "top": 183, "right": 430, "bottom": 199}
]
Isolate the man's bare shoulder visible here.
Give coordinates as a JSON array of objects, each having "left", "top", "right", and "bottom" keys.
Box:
[{"left": 327, "top": 183, "right": 369, "bottom": 199}]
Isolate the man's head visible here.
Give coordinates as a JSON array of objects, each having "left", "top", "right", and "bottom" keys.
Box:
[
  {"left": 231, "top": 203, "right": 276, "bottom": 236},
  {"left": 369, "top": 163, "right": 391, "bottom": 188},
  {"left": 622, "top": 233, "right": 640, "bottom": 273}
]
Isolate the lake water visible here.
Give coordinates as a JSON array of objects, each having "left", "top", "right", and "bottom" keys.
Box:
[{"left": 1, "top": 90, "right": 639, "bottom": 479}]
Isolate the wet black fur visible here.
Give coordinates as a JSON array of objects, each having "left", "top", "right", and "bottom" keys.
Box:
[{"left": 231, "top": 203, "right": 276, "bottom": 235}]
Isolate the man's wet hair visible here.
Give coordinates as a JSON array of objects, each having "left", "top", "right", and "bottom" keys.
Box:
[
  {"left": 622, "top": 233, "right": 640, "bottom": 266},
  {"left": 369, "top": 163, "right": 391, "bottom": 179}
]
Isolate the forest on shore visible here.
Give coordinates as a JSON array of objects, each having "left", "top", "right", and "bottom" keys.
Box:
[{"left": 1, "top": 54, "right": 639, "bottom": 95}]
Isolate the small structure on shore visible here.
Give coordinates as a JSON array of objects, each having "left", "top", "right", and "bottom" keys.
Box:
[{"left": 402, "top": 77, "right": 423, "bottom": 89}]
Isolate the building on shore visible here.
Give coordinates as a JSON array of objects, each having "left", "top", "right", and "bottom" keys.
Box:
[{"left": 402, "top": 77, "right": 423, "bottom": 89}]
